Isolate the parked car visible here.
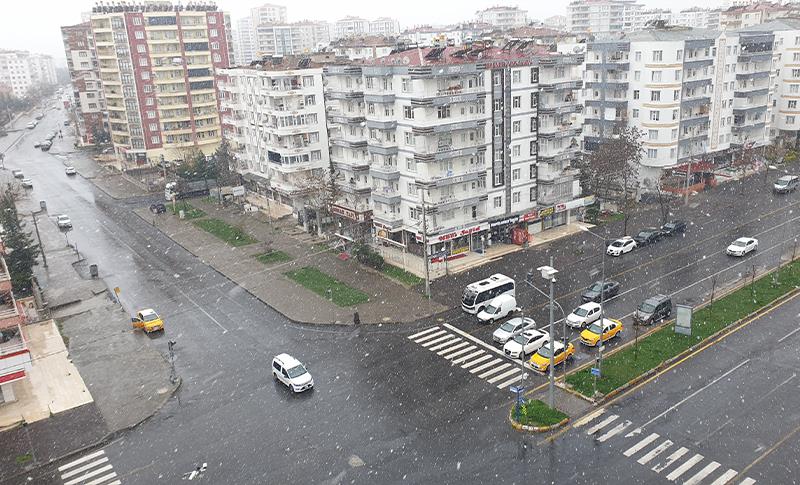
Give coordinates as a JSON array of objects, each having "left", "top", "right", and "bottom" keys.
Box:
[
  {"left": 272, "top": 353, "right": 314, "bottom": 393},
  {"left": 661, "top": 220, "right": 687, "bottom": 236},
  {"left": 634, "top": 294, "right": 672, "bottom": 325},
  {"left": 529, "top": 341, "right": 575, "bottom": 373},
  {"left": 33, "top": 141, "right": 42, "bottom": 148},
  {"left": 26, "top": 121, "right": 36, "bottom": 129},
  {"left": 633, "top": 227, "right": 664, "bottom": 247},
  {"left": 130, "top": 308, "right": 164, "bottom": 333},
  {"left": 726, "top": 237, "right": 758, "bottom": 257},
  {"left": 773, "top": 175, "right": 799, "bottom": 194},
  {"left": 581, "top": 280, "right": 621, "bottom": 303},
  {"left": 65, "top": 166, "right": 77, "bottom": 175},
  {"left": 492, "top": 317, "right": 536, "bottom": 345},
  {"left": 11, "top": 170, "right": 23, "bottom": 179},
  {"left": 40, "top": 140, "right": 52, "bottom": 151},
  {"left": 476, "top": 294, "right": 519, "bottom": 324},
  {"left": 566, "top": 302, "right": 602, "bottom": 329},
  {"left": 579, "top": 318, "right": 623, "bottom": 347},
  {"left": 56, "top": 215, "right": 72, "bottom": 229},
  {"left": 20, "top": 178, "right": 33, "bottom": 189},
  {"left": 503, "top": 329, "right": 550, "bottom": 359},
  {"left": 606, "top": 236, "right": 636, "bottom": 257},
  {"left": 150, "top": 203, "right": 167, "bottom": 214}
]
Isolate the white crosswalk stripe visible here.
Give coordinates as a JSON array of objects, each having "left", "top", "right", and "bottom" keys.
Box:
[
  {"left": 469, "top": 358, "right": 503, "bottom": 374},
  {"left": 429, "top": 338, "right": 461, "bottom": 352},
  {"left": 59, "top": 448, "right": 120, "bottom": 485},
  {"left": 438, "top": 342, "right": 470, "bottom": 357},
  {"left": 665, "top": 453, "right": 703, "bottom": 481},
  {"left": 449, "top": 348, "right": 482, "bottom": 363},
  {"left": 461, "top": 354, "right": 492, "bottom": 369},
  {"left": 653, "top": 447, "right": 689, "bottom": 474},
  {"left": 442, "top": 345, "right": 476, "bottom": 360},
  {"left": 595, "top": 420, "right": 632, "bottom": 443},
  {"left": 408, "top": 327, "right": 440, "bottom": 340},
  {"left": 636, "top": 440, "right": 673, "bottom": 465},
  {"left": 411, "top": 329, "right": 447, "bottom": 343},
  {"left": 624, "top": 433, "right": 660, "bottom": 457},
  {"left": 478, "top": 363, "right": 511, "bottom": 379},
  {"left": 496, "top": 373, "right": 524, "bottom": 389},
  {"left": 586, "top": 414, "right": 619, "bottom": 435},
  {"left": 486, "top": 367, "right": 520, "bottom": 384},
  {"left": 738, "top": 478, "right": 756, "bottom": 485},
  {"left": 421, "top": 334, "right": 455, "bottom": 348},
  {"left": 709, "top": 469, "right": 739, "bottom": 485},
  {"left": 684, "top": 461, "right": 721, "bottom": 485}
]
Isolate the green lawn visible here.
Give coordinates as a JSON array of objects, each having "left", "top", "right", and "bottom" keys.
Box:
[
  {"left": 381, "top": 264, "right": 424, "bottom": 287},
  {"left": 515, "top": 399, "right": 568, "bottom": 427},
  {"left": 254, "top": 250, "right": 293, "bottom": 265},
  {"left": 284, "top": 266, "right": 369, "bottom": 307},
  {"left": 567, "top": 259, "right": 800, "bottom": 397},
  {"left": 192, "top": 218, "right": 257, "bottom": 247},
  {"left": 170, "top": 202, "right": 206, "bottom": 219}
]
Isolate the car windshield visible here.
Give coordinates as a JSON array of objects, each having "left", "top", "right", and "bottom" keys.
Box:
[
  {"left": 587, "top": 322, "right": 604, "bottom": 334},
  {"left": 574, "top": 307, "right": 589, "bottom": 317},
  {"left": 776, "top": 179, "right": 789, "bottom": 186},
  {"left": 462, "top": 289, "right": 477, "bottom": 304},
  {"left": 732, "top": 240, "right": 747, "bottom": 247},
  {"left": 610, "top": 241, "right": 623, "bottom": 247},
  {"left": 142, "top": 313, "right": 159, "bottom": 322},
  {"left": 589, "top": 282, "right": 603, "bottom": 292},
  {"left": 512, "top": 334, "right": 529, "bottom": 345},
  {"left": 639, "top": 302, "right": 656, "bottom": 313},
  {"left": 499, "top": 321, "right": 518, "bottom": 332},
  {"left": 286, "top": 365, "right": 307, "bottom": 379},
  {"left": 537, "top": 345, "right": 553, "bottom": 358},
  {"left": 484, "top": 305, "right": 498, "bottom": 314}
]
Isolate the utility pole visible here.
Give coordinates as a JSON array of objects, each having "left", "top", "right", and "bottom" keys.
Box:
[
  {"left": 31, "top": 212, "right": 46, "bottom": 268},
  {"left": 594, "top": 237, "right": 607, "bottom": 399},
  {"left": 422, "top": 189, "right": 430, "bottom": 299},
  {"left": 547, "top": 256, "right": 556, "bottom": 409},
  {"left": 684, "top": 158, "right": 693, "bottom": 206}
]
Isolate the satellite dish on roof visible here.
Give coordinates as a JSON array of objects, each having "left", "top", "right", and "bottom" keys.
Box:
[{"left": 573, "top": 45, "right": 585, "bottom": 54}]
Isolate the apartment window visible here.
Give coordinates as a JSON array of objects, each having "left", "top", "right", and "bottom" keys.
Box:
[
  {"left": 674, "top": 89, "right": 680, "bottom": 101},
  {"left": 795, "top": 36, "right": 800, "bottom": 45},
  {"left": 512, "top": 120, "right": 521, "bottom": 133},
  {"left": 136, "top": 44, "right": 146, "bottom": 53},
  {"left": 141, "top": 71, "right": 150, "bottom": 80},
  {"left": 302, "top": 76, "right": 314, "bottom": 87},
  {"left": 790, "top": 100, "right": 798, "bottom": 109},
  {"left": 672, "top": 109, "right": 678, "bottom": 121},
  {"left": 403, "top": 106, "right": 414, "bottom": 119},
  {"left": 493, "top": 196, "right": 502, "bottom": 208},
  {"left": 213, "top": 53, "right": 221, "bottom": 63},
  {"left": 670, "top": 148, "right": 677, "bottom": 158},
  {"left": 134, "top": 30, "right": 144, "bottom": 39},
  {"left": 512, "top": 168, "right": 520, "bottom": 180},
  {"left": 632, "top": 109, "right": 639, "bottom": 118},
  {"left": 305, "top": 95, "right": 316, "bottom": 106},
  {"left": 648, "top": 129, "right": 658, "bottom": 140},
  {"left": 409, "top": 207, "right": 419, "bottom": 220},
  {"left": 650, "top": 110, "right": 659, "bottom": 121},
  {"left": 648, "top": 148, "right": 658, "bottom": 158},
  {"left": 148, "top": 123, "right": 158, "bottom": 131},
  {"left": 401, "top": 78, "right": 410, "bottom": 92},
  {"left": 530, "top": 186, "right": 536, "bottom": 202},
  {"left": 138, "top": 57, "right": 148, "bottom": 66},
  {"left": 146, "top": 110, "right": 156, "bottom": 119},
  {"left": 210, "top": 29, "right": 218, "bottom": 37},
  {"left": 651, "top": 90, "right": 661, "bottom": 101},
  {"left": 512, "top": 96, "right": 521, "bottom": 108},
  {"left": 146, "top": 97, "right": 154, "bottom": 106},
  {"left": 512, "top": 192, "right": 520, "bottom": 203},
  {"left": 671, "top": 128, "right": 678, "bottom": 139},
  {"left": 530, "top": 116, "right": 537, "bottom": 132},
  {"left": 530, "top": 164, "right": 535, "bottom": 179},
  {"left": 407, "top": 182, "right": 417, "bottom": 195},
  {"left": 404, "top": 132, "right": 415, "bottom": 145},
  {"left": 143, "top": 84, "right": 152, "bottom": 93},
  {"left": 493, "top": 99, "right": 502, "bottom": 111},
  {"left": 794, "top": 69, "right": 800, "bottom": 78},
  {"left": 788, "top": 116, "right": 796, "bottom": 125},
  {"left": 512, "top": 70, "right": 521, "bottom": 83},
  {"left": 367, "top": 103, "right": 375, "bottom": 115},
  {"left": 633, "top": 90, "right": 639, "bottom": 100},
  {"left": 652, "top": 50, "right": 663, "bottom": 61},
  {"left": 676, "top": 49, "right": 683, "bottom": 61},
  {"left": 493, "top": 72, "right": 501, "bottom": 85},
  {"left": 635, "top": 51, "right": 641, "bottom": 61},
  {"left": 530, "top": 68, "right": 538, "bottom": 83},
  {"left": 406, "top": 158, "right": 416, "bottom": 171},
  {"left": 675, "top": 70, "right": 681, "bottom": 81},
  {"left": 530, "top": 92, "right": 537, "bottom": 108},
  {"left": 437, "top": 106, "right": 451, "bottom": 119},
  {"left": 132, "top": 16, "right": 142, "bottom": 25},
  {"left": 208, "top": 15, "right": 216, "bottom": 23},
  {"left": 634, "top": 71, "right": 641, "bottom": 81},
  {"left": 311, "top": 150, "right": 322, "bottom": 161},
  {"left": 794, "top": 53, "right": 800, "bottom": 62},
  {"left": 529, "top": 140, "right": 537, "bottom": 156},
  {"left": 651, "top": 71, "right": 662, "bottom": 82},
  {"left": 210, "top": 42, "right": 220, "bottom": 50},
  {"left": 791, "top": 84, "right": 800, "bottom": 94}
]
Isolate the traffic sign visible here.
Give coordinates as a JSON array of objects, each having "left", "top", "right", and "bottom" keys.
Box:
[
  {"left": 510, "top": 385, "right": 524, "bottom": 394},
  {"left": 590, "top": 367, "right": 601, "bottom": 377}
]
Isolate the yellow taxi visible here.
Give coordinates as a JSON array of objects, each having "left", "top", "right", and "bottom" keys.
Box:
[
  {"left": 529, "top": 340, "right": 575, "bottom": 373},
  {"left": 131, "top": 308, "right": 165, "bottom": 333},
  {"left": 579, "top": 318, "right": 623, "bottom": 347}
]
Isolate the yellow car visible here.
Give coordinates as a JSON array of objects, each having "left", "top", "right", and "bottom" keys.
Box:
[
  {"left": 131, "top": 308, "right": 165, "bottom": 333},
  {"left": 529, "top": 341, "right": 575, "bottom": 372},
  {"left": 579, "top": 318, "right": 623, "bottom": 347}
]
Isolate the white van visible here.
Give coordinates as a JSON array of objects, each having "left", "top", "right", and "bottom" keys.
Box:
[{"left": 476, "top": 294, "right": 519, "bottom": 324}]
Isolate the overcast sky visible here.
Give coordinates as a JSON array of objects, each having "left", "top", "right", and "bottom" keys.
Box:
[{"left": 2, "top": 0, "right": 722, "bottom": 66}]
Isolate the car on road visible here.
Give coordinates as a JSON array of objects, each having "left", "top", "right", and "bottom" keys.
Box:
[
  {"left": 150, "top": 203, "right": 167, "bottom": 214},
  {"left": 503, "top": 329, "right": 550, "bottom": 359},
  {"left": 492, "top": 317, "right": 536, "bottom": 344},
  {"left": 634, "top": 294, "right": 672, "bottom": 326},
  {"left": 26, "top": 121, "right": 36, "bottom": 129},
  {"left": 131, "top": 308, "right": 164, "bottom": 333},
  {"left": 579, "top": 318, "right": 623, "bottom": 347},
  {"left": 581, "top": 280, "right": 621, "bottom": 303},
  {"left": 20, "top": 178, "right": 33, "bottom": 189},
  {"left": 65, "top": 166, "right": 77, "bottom": 176},
  {"left": 56, "top": 215, "right": 72, "bottom": 229},
  {"left": 476, "top": 294, "right": 519, "bottom": 324},
  {"left": 661, "top": 220, "right": 687, "bottom": 236},
  {"left": 33, "top": 141, "right": 42, "bottom": 148},
  {"left": 633, "top": 227, "right": 664, "bottom": 247},
  {"left": 773, "top": 175, "right": 799, "bottom": 194},
  {"left": 272, "top": 353, "right": 314, "bottom": 393},
  {"left": 11, "top": 170, "right": 23, "bottom": 179},
  {"left": 529, "top": 341, "right": 575, "bottom": 373},
  {"left": 34, "top": 114, "right": 43, "bottom": 120},
  {"left": 40, "top": 140, "right": 51, "bottom": 151},
  {"left": 726, "top": 237, "right": 758, "bottom": 257},
  {"left": 566, "top": 301, "right": 602, "bottom": 329},
  {"left": 606, "top": 236, "right": 636, "bottom": 257}
]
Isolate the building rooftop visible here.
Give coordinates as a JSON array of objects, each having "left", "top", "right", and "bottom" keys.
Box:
[
  {"left": 723, "top": 1, "right": 796, "bottom": 14},
  {"left": 624, "top": 27, "right": 720, "bottom": 42},
  {"left": 476, "top": 5, "right": 527, "bottom": 13},
  {"left": 363, "top": 42, "right": 566, "bottom": 67},
  {"left": 229, "top": 53, "right": 344, "bottom": 71},
  {"left": 331, "top": 36, "right": 396, "bottom": 48},
  {"left": 91, "top": 1, "right": 217, "bottom": 13},
  {"left": 735, "top": 17, "right": 800, "bottom": 32}
]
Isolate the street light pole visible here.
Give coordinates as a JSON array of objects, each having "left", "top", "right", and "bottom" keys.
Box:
[
  {"left": 547, "top": 257, "right": 556, "bottom": 409},
  {"left": 596, "top": 238, "right": 606, "bottom": 398},
  {"left": 684, "top": 158, "right": 693, "bottom": 206},
  {"left": 31, "top": 212, "right": 46, "bottom": 268},
  {"left": 421, "top": 189, "right": 431, "bottom": 299}
]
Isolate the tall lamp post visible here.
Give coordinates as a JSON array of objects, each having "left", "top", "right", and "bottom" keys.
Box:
[
  {"left": 536, "top": 258, "right": 559, "bottom": 409},
  {"left": 578, "top": 225, "right": 607, "bottom": 398}
]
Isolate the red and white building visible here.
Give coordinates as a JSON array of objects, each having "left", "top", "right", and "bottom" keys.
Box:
[{"left": 0, "top": 255, "right": 31, "bottom": 405}]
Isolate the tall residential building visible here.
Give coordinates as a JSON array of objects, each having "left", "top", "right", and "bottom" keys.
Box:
[
  {"left": 0, "top": 50, "right": 57, "bottom": 98},
  {"left": 255, "top": 21, "right": 330, "bottom": 57},
  {"left": 61, "top": 22, "right": 107, "bottom": 145},
  {"left": 234, "top": 17, "right": 256, "bottom": 65},
  {"left": 475, "top": 6, "right": 529, "bottom": 29},
  {"left": 763, "top": 19, "right": 800, "bottom": 143},
  {"left": 544, "top": 15, "right": 568, "bottom": 30},
  {"left": 568, "top": 0, "right": 639, "bottom": 35},
  {"left": 334, "top": 17, "right": 370, "bottom": 40},
  {"left": 369, "top": 18, "right": 401, "bottom": 38},
  {"left": 90, "top": 1, "right": 230, "bottom": 166},
  {"left": 331, "top": 36, "right": 395, "bottom": 60},
  {"left": 672, "top": 8, "right": 722, "bottom": 30},
  {"left": 719, "top": 1, "right": 800, "bottom": 30},
  {"left": 249, "top": 3, "right": 288, "bottom": 27}
]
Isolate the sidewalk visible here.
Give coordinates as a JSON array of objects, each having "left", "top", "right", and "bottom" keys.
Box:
[{"left": 139, "top": 197, "right": 447, "bottom": 324}]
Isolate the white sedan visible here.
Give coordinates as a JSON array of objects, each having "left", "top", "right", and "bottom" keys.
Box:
[
  {"left": 606, "top": 236, "right": 636, "bottom": 257},
  {"left": 65, "top": 166, "right": 77, "bottom": 176},
  {"left": 726, "top": 237, "right": 758, "bottom": 257},
  {"left": 492, "top": 317, "right": 536, "bottom": 344},
  {"left": 566, "top": 302, "right": 602, "bottom": 329},
  {"left": 503, "top": 329, "right": 550, "bottom": 359},
  {"left": 57, "top": 215, "right": 72, "bottom": 229}
]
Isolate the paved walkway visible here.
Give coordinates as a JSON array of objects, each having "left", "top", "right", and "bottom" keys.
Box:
[{"left": 140, "top": 197, "right": 447, "bottom": 324}]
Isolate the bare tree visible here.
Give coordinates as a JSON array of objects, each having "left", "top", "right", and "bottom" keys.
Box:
[
  {"left": 295, "top": 163, "right": 340, "bottom": 237},
  {"left": 732, "top": 142, "right": 758, "bottom": 178}
]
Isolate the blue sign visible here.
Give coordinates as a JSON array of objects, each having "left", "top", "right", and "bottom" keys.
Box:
[
  {"left": 591, "top": 367, "right": 601, "bottom": 377},
  {"left": 510, "top": 386, "right": 524, "bottom": 394}
]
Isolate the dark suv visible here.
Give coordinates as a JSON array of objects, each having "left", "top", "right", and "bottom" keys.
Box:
[
  {"left": 581, "top": 280, "right": 621, "bottom": 303},
  {"left": 633, "top": 227, "right": 664, "bottom": 247},
  {"left": 634, "top": 294, "right": 672, "bottom": 325},
  {"left": 661, "top": 220, "right": 687, "bottom": 236}
]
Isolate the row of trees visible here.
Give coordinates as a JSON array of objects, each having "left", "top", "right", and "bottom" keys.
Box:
[
  {"left": 0, "top": 187, "right": 40, "bottom": 297},
  {"left": 0, "top": 84, "right": 57, "bottom": 127}
]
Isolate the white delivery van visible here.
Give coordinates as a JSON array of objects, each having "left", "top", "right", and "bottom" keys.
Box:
[{"left": 476, "top": 294, "right": 519, "bottom": 324}]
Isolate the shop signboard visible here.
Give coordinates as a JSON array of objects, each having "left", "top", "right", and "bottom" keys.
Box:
[{"left": 417, "top": 223, "right": 489, "bottom": 244}]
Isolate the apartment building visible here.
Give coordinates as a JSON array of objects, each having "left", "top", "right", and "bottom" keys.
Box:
[
  {"left": 568, "top": 0, "right": 639, "bottom": 35},
  {"left": 369, "top": 18, "right": 401, "bottom": 38},
  {"left": 234, "top": 17, "right": 256, "bottom": 65},
  {"left": 219, "top": 57, "right": 330, "bottom": 222},
  {"left": 331, "top": 36, "right": 395, "bottom": 60},
  {"left": 333, "top": 17, "right": 370, "bottom": 40},
  {"left": 475, "top": 6, "right": 529, "bottom": 29},
  {"left": 764, "top": 19, "right": 800, "bottom": 143},
  {"left": 719, "top": 2, "right": 800, "bottom": 30},
  {"left": 672, "top": 8, "right": 722, "bottom": 30},
  {"left": 250, "top": 3, "right": 288, "bottom": 26},
  {"left": 0, "top": 50, "right": 57, "bottom": 99},
  {"left": 61, "top": 22, "right": 108, "bottom": 145},
  {"left": 90, "top": 1, "right": 230, "bottom": 165},
  {"left": 255, "top": 21, "right": 331, "bottom": 57}
]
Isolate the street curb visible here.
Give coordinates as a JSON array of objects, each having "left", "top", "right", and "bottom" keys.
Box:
[{"left": 508, "top": 407, "right": 569, "bottom": 433}]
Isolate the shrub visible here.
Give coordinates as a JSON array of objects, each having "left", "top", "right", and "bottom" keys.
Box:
[{"left": 352, "top": 242, "right": 385, "bottom": 270}]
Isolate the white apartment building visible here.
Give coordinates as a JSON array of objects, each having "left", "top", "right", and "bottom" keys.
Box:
[
  {"left": 568, "top": 0, "right": 639, "bottom": 35},
  {"left": 0, "top": 50, "right": 57, "bottom": 98},
  {"left": 544, "top": 15, "right": 568, "bottom": 30},
  {"left": 475, "top": 6, "right": 529, "bottom": 29},
  {"left": 255, "top": 21, "right": 331, "bottom": 57},
  {"left": 220, "top": 58, "right": 329, "bottom": 220},
  {"left": 249, "top": 3, "right": 287, "bottom": 26},
  {"left": 234, "top": 17, "right": 257, "bottom": 65},
  {"left": 369, "top": 18, "right": 400, "bottom": 37},
  {"left": 672, "top": 8, "right": 722, "bottom": 30},
  {"left": 719, "top": 2, "right": 799, "bottom": 30},
  {"left": 630, "top": 9, "right": 672, "bottom": 32},
  {"left": 331, "top": 37, "right": 394, "bottom": 60},
  {"left": 764, "top": 19, "right": 800, "bottom": 143},
  {"left": 334, "top": 17, "right": 370, "bottom": 40}
]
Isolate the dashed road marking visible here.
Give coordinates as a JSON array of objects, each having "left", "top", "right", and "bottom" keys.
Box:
[
  {"left": 596, "top": 420, "right": 632, "bottom": 443},
  {"left": 709, "top": 469, "right": 739, "bottom": 485},
  {"left": 408, "top": 327, "right": 441, "bottom": 340}
]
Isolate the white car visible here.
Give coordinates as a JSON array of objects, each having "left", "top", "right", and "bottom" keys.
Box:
[
  {"left": 56, "top": 215, "right": 72, "bottom": 229},
  {"left": 20, "top": 178, "right": 33, "bottom": 188},
  {"left": 503, "top": 329, "right": 550, "bottom": 359},
  {"left": 271, "top": 353, "right": 313, "bottom": 393},
  {"left": 11, "top": 170, "right": 23, "bottom": 179},
  {"left": 65, "top": 166, "right": 77, "bottom": 176},
  {"left": 726, "top": 237, "right": 758, "bottom": 257},
  {"left": 606, "top": 236, "right": 636, "bottom": 257},
  {"left": 566, "top": 302, "right": 602, "bottom": 329},
  {"left": 492, "top": 317, "right": 536, "bottom": 345}
]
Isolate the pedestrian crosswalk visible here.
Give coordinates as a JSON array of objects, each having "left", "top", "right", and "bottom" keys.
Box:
[
  {"left": 407, "top": 325, "right": 525, "bottom": 390},
  {"left": 576, "top": 409, "right": 755, "bottom": 485},
  {"left": 58, "top": 449, "right": 121, "bottom": 485}
]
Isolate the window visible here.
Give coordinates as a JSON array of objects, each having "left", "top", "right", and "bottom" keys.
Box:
[
  {"left": 512, "top": 96, "right": 521, "bottom": 108},
  {"left": 136, "top": 44, "right": 146, "bottom": 53},
  {"left": 793, "top": 69, "right": 800, "bottom": 78},
  {"left": 403, "top": 106, "right": 414, "bottom": 119},
  {"left": 407, "top": 182, "right": 417, "bottom": 195},
  {"left": 672, "top": 109, "right": 678, "bottom": 121},
  {"left": 148, "top": 123, "right": 158, "bottom": 131},
  {"left": 635, "top": 51, "right": 641, "bottom": 61},
  {"left": 648, "top": 148, "right": 658, "bottom": 158},
  {"left": 493, "top": 99, "right": 502, "bottom": 111},
  {"left": 401, "top": 78, "right": 411, "bottom": 92},
  {"left": 676, "top": 49, "right": 683, "bottom": 61},
  {"left": 530, "top": 117, "right": 537, "bottom": 132},
  {"left": 406, "top": 158, "right": 416, "bottom": 171},
  {"left": 650, "top": 110, "right": 659, "bottom": 121},
  {"left": 512, "top": 120, "right": 521, "bottom": 133},
  {"left": 650, "top": 90, "right": 661, "bottom": 101},
  {"left": 512, "top": 192, "right": 520, "bottom": 203},
  {"left": 512, "top": 145, "right": 520, "bottom": 157},
  {"left": 208, "top": 15, "right": 216, "bottom": 23},
  {"left": 790, "top": 100, "right": 798, "bottom": 109},
  {"left": 530, "top": 186, "right": 536, "bottom": 202},
  {"left": 649, "top": 129, "right": 658, "bottom": 140},
  {"left": 404, "top": 132, "right": 415, "bottom": 145},
  {"left": 437, "top": 106, "right": 450, "bottom": 119},
  {"left": 134, "top": 30, "right": 144, "bottom": 39},
  {"left": 305, "top": 95, "right": 316, "bottom": 106},
  {"left": 674, "top": 89, "right": 680, "bottom": 101},
  {"left": 512, "top": 70, "right": 521, "bottom": 83},
  {"left": 302, "top": 76, "right": 314, "bottom": 87},
  {"left": 652, "top": 50, "right": 663, "bottom": 61},
  {"left": 210, "top": 29, "right": 218, "bottom": 37},
  {"left": 632, "top": 109, "right": 639, "bottom": 118},
  {"left": 792, "top": 84, "right": 800, "bottom": 94},
  {"left": 670, "top": 148, "right": 676, "bottom": 158},
  {"left": 138, "top": 57, "right": 148, "bottom": 67},
  {"left": 493, "top": 72, "right": 501, "bottom": 85},
  {"left": 788, "top": 116, "right": 796, "bottom": 125},
  {"left": 530, "top": 68, "right": 538, "bottom": 82},
  {"left": 675, "top": 70, "right": 681, "bottom": 81},
  {"left": 512, "top": 168, "right": 520, "bottom": 180},
  {"left": 141, "top": 71, "right": 150, "bottom": 80},
  {"left": 651, "top": 71, "right": 662, "bottom": 82},
  {"left": 210, "top": 41, "right": 219, "bottom": 50},
  {"left": 634, "top": 71, "right": 640, "bottom": 81},
  {"left": 132, "top": 16, "right": 142, "bottom": 25},
  {"left": 146, "top": 110, "right": 156, "bottom": 119},
  {"left": 143, "top": 84, "right": 152, "bottom": 93},
  {"left": 311, "top": 150, "right": 321, "bottom": 161},
  {"left": 530, "top": 92, "right": 537, "bottom": 108},
  {"left": 529, "top": 140, "right": 537, "bottom": 156},
  {"left": 633, "top": 90, "right": 640, "bottom": 100},
  {"left": 493, "top": 196, "right": 502, "bottom": 208},
  {"left": 671, "top": 128, "right": 678, "bottom": 139}
]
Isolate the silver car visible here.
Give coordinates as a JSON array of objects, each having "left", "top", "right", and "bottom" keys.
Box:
[{"left": 492, "top": 317, "right": 536, "bottom": 344}]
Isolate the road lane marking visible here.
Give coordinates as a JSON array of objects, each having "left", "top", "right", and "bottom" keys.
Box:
[
  {"left": 637, "top": 440, "right": 673, "bottom": 465},
  {"left": 496, "top": 374, "right": 524, "bottom": 389},
  {"left": 664, "top": 453, "right": 703, "bottom": 481},
  {"left": 586, "top": 414, "right": 619, "bottom": 435},
  {"left": 85, "top": 473, "right": 119, "bottom": 485},
  {"left": 443, "top": 323, "right": 507, "bottom": 356},
  {"left": 630, "top": 359, "right": 750, "bottom": 434},
  {"left": 437, "top": 341, "right": 470, "bottom": 356},
  {"left": 709, "top": 469, "right": 739, "bottom": 485},
  {"left": 58, "top": 450, "right": 106, "bottom": 471},
  {"left": 735, "top": 420, "right": 800, "bottom": 481},
  {"left": 684, "top": 461, "right": 721, "bottom": 485},
  {"left": 63, "top": 464, "right": 114, "bottom": 485},
  {"left": 469, "top": 358, "right": 503, "bottom": 374},
  {"left": 452, "top": 349, "right": 484, "bottom": 364},
  {"left": 595, "top": 420, "right": 632, "bottom": 443},
  {"left": 412, "top": 330, "right": 447, "bottom": 343},
  {"left": 428, "top": 338, "right": 461, "bottom": 351},
  {"left": 408, "top": 327, "right": 440, "bottom": 340},
  {"left": 462, "top": 354, "right": 493, "bottom": 369},
  {"left": 623, "top": 432, "right": 659, "bottom": 457},
  {"left": 442, "top": 345, "right": 476, "bottom": 360},
  {"left": 177, "top": 287, "right": 228, "bottom": 333},
  {"left": 653, "top": 446, "right": 688, "bottom": 473},
  {"left": 573, "top": 408, "right": 606, "bottom": 428},
  {"left": 777, "top": 326, "right": 800, "bottom": 343},
  {"left": 60, "top": 457, "right": 109, "bottom": 479},
  {"left": 478, "top": 363, "right": 511, "bottom": 379},
  {"left": 420, "top": 334, "right": 454, "bottom": 347},
  {"left": 738, "top": 478, "right": 756, "bottom": 485},
  {"left": 487, "top": 367, "right": 520, "bottom": 384}
]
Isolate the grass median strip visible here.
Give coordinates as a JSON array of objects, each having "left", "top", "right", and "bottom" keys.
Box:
[
  {"left": 170, "top": 202, "right": 206, "bottom": 219},
  {"left": 567, "top": 259, "right": 800, "bottom": 398},
  {"left": 381, "top": 264, "right": 424, "bottom": 287},
  {"left": 284, "top": 266, "right": 369, "bottom": 307},
  {"left": 254, "top": 250, "right": 293, "bottom": 265},
  {"left": 516, "top": 399, "right": 568, "bottom": 427},
  {"left": 192, "top": 218, "right": 257, "bottom": 247}
]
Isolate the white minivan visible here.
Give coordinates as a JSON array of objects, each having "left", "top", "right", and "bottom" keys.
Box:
[
  {"left": 272, "top": 353, "right": 314, "bottom": 393},
  {"left": 476, "top": 294, "right": 519, "bottom": 324}
]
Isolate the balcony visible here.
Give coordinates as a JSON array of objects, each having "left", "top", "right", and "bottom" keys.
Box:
[
  {"left": 371, "top": 185, "right": 401, "bottom": 204},
  {"left": 0, "top": 257, "right": 10, "bottom": 294},
  {"left": 538, "top": 80, "right": 583, "bottom": 92},
  {"left": 0, "top": 291, "right": 22, "bottom": 330},
  {"left": 373, "top": 210, "right": 403, "bottom": 230},
  {"left": 538, "top": 167, "right": 579, "bottom": 184},
  {"left": 340, "top": 177, "right": 372, "bottom": 195},
  {"left": 324, "top": 87, "right": 364, "bottom": 100},
  {"left": 0, "top": 323, "right": 31, "bottom": 383},
  {"left": 538, "top": 123, "right": 582, "bottom": 139},
  {"left": 327, "top": 109, "right": 365, "bottom": 125},
  {"left": 370, "top": 163, "right": 401, "bottom": 181}
]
